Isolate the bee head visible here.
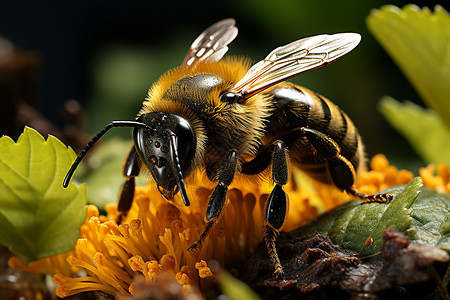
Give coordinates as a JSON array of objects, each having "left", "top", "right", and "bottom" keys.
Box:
[{"left": 134, "top": 112, "right": 196, "bottom": 206}]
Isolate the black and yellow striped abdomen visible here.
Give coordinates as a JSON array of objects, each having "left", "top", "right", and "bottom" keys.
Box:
[{"left": 262, "top": 82, "right": 365, "bottom": 186}]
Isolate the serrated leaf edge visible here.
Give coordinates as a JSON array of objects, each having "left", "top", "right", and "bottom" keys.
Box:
[{"left": 0, "top": 127, "right": 85, "bottom": 260}]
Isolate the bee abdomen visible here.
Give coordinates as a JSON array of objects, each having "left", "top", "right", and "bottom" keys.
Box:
[{"left": 266, "top": 83, "right": 364, "bottom": 179}]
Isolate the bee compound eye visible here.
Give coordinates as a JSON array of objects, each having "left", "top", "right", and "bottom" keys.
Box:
[{"left": 173, "top": 121, "right": 196, "bottom": 171}]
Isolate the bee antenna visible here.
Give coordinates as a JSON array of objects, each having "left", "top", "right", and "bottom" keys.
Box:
[
  {"left": 63, "top": 121, "right": 152, "bottom": 188},
  {"left": 165, "top": 129, "right": 190, "bottom": 207}
]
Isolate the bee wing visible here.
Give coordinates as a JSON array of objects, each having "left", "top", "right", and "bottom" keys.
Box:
[
  {"left": 182, "top": 18, "right": 238, "bottom": 66},
  {"left": 230, "top": 33, "right": 361, "bottom": 100}
]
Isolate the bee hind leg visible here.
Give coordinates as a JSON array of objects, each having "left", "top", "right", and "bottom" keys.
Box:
[
  {"left": 263, "top": 140, "right": 289, "bottom": 279},
  {"left": 345, "top": 187, "right": 393, "bottom": 203},
  {"left": 117, "top": 147, "right": 141, "bottom": 224},
  {"left": 188, "top": 150, "right": 238, "bottom": 252},
  {"left": 301, "top": 127, "right": 392, "bottom": 203}
]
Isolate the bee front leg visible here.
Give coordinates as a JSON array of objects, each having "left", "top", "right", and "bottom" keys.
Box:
[
  {"left": 264, "top": 140, "right": 289, "bottom": 279},
  {"left": 117, "top": 146, "right": 141, "bottom": 224},
  {"left": 301, "top": 127, "right": 392, "bottom": 202},
  {"left": 188, "top": 150, "right": 238, "bottom": 252}
]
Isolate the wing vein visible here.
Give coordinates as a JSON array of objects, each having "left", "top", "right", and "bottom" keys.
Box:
[{"left": 230, "top": 33, "right": 361, "bottom": 100}]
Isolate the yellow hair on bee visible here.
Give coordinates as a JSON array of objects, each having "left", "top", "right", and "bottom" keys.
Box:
[
  {"left": 141, "top": 57, "right": 250, "bottom": 110},
  {"left": 139, "top": 57, "right": 274, "bottom": 175}
]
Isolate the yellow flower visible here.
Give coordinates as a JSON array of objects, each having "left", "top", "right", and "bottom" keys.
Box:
[
  {"left": 356, "top": 154, "right": 414, "bottom": 194},
  {"left": 9, "top": 155, "right": 449, "bottom": 298},
  {"left": 419, "top": 163, "right": 450, "bottom": 193}
]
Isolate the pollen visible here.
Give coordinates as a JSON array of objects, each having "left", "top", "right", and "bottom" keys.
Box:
[
  {"left": 195, "top": 260, "right": 213, "bottom": 278},
  {"left": 357, "top": 154, "right": 414, "bottom": 193},
  {"left": 161, "top": 254, "right": 176, "bottom": 272},
  {"left": 419, "top": 163, "right": 450, "bottom": 193},
  {"left": 8, "top": 156, "right": 449, "bottom": 298}
]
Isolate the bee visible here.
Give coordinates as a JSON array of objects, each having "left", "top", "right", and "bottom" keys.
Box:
[{"left": 63, "top": 19, "right": 392, "bottom": 277}]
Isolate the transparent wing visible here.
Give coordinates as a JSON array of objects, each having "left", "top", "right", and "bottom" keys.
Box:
[
  {"left": 182, "top": 18, "right": 238, "bottom": 66},
  {"left": 230, "top": 33, "right": 361, "bottom": 99}
]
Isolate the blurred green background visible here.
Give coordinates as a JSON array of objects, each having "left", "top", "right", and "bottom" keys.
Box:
[{"left": 1, "top": 0, "right": 446, "bottom": 169}]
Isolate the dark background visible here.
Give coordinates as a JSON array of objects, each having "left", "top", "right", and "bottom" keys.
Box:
[{"left": 0, "top": 0, "right": 447, "bottom": 168}]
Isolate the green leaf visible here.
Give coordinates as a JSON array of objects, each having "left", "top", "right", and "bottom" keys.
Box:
[
  {"left": 0, "top": 127, "right": 87, "bottom": 261},
  {"left": 406, "top": 187, "right": 450, "bottom": 251},
  {"left": 379, "top": 96, "right": 450, "bottom": 165},
  {"left": 292, "top": 177, "right": 423, "bottom": 257},
  {"left": 219, "top": 270, "right": 261, "bottom": 300},
  {"left": 367, "top": 5, "right": 450, "bottom": 131}
]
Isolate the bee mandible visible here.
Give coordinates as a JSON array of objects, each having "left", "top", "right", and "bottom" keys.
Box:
[{"left": 63, "top": 19, "right": 392, "bottom": 277}]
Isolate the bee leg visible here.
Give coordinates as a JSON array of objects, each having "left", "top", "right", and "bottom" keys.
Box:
[
  {"left": 301, "top": 128, "right": 392, "bottom": 203},
  {"left": 117, "top": 147, "right": 141, "bottom": 224},
  {"left": 188, "top": 150, "right": 238, "bottom": 252},
  {"left": 264, "top": 141, "right": 289, "bottom": 278},
  {"left": 346, "top": 187, "right": 393, "bottom": 203}
]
